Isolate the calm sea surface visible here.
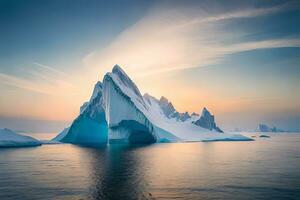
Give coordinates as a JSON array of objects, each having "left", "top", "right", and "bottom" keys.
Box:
[{"left": 0, "top": 133, "right": 299, "bottom": 200}]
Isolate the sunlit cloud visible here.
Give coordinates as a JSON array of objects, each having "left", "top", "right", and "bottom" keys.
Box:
[
  {"left": 0, "top": 73, "right": 51, "bottom": 94},
  {"left": 0, "top": 63, "right": 82, "bottom": 121},
  {"left": 84, "top": 1, "right": 300, "bottom": 78},
  {"left": 0, "top": 63, "right": 76, "bottom": 95}
]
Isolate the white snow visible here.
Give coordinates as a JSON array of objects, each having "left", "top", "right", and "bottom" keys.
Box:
[
  {"left": 144, "top": 95, "right": 252, "bottom": 141},
  {"left": 53, "top": 64, "right": 253, "bottom": 144},
  {"left": 103, "top": 65, "right": 252, "bottom": 143},
  {"left": 0, "top": 128, "right": 41, "bottom": 147}
]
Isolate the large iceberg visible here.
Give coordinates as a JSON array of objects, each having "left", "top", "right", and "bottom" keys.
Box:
[
  {"left": 102, "top": 65, "right": 251, "bottom": 143},
  {"left": 55, "top": 64, "right": 252, "bottom": 144},
  {"left": 0, "top": 128, "right": 41, "bottom": 147},
  {"left": 59, "top": 81, "right": 108, "bottom": 144}
]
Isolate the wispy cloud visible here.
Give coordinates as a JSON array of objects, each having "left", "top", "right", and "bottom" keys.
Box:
[
  {"left": 0, "top": 64, "right": 82, "bottom": 121},
  {"left": 225, "top": 39, "right": 300, "bottom": 52},
  {"left": 0, "top": 72, "right": 54, "bottom": 94},
  {"left": 0, "top": 63, "right": 76, "bottom": 95},
  {"left": 84, "top": 1, "right": 300, "bottom": 77},
  {"left": 189, "top": 0, "right": 298, "bottom": 24},
  {"left": 33, "top": 62, "right": 68, "bottom": 77}
]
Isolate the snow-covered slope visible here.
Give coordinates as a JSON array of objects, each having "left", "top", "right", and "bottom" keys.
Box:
[
  {"left": 0, "top": 128, "right": 41, "bottom": 147},
  {"left": 103, "top": 65, "right": 251, "bottom": 143},
  {"left": 143, "top": 94, "right": 252, "bottom": 141},
  {"left": 60, "top": 81, "right": 108, "bottom": 144},
  {"left": 154, "top": 96, "right": 223, "bottom": 132}
]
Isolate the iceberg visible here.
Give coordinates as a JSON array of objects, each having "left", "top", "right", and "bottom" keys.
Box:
[
  {"left": 59, "top": 81, "right": 108, "bottom": 144},
  {"left": 258, "top": 124, "right": 272, "bottom": 132},
  {"left": 258, "top": 124, "right": 283, "bottom": 132},
  {"left": 0, "top": 128, "right": 41, "bottom": 147},
  {"left": 54, "top": 64, "right": 252, "bottom": 144},
  {"left": 102, "top": 65, "right": 251, "bottom": 143}
]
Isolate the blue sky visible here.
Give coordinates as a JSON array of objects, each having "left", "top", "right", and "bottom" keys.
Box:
[{"left": 0, "top": 0, "right": 299, "bottom": 132}]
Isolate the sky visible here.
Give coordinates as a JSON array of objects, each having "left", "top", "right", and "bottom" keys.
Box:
[{"left": 0, "top": 0, "right": 300, "bottom": 132}]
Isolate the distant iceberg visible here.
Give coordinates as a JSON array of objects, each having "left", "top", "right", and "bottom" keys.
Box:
[
  {"left": 0, "top": 128, "right": 41, "bottom": 147},
  {"left": 258, "top": 124, "right": 284, "bottom": 132},
  {"left": 55, "top": 64, "right": 252, "bottom": 144}
]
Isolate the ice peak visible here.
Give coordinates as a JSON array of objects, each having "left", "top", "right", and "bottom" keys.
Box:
[
  {"left": 159, "top": 96, "right": 169, "bottom": 104},
  {"left": 111, "top": 65, "right": 132, "bottom": 83},
  {"left": 158, "top": 96, "right": 176, "bottom": 117},
  {"left": 201, "top": 107, "right": 211, "bottom": 117},
  {"left": 95, "top": 81, "right": 103, "bottom": 88},
  {"left": 90, "top": 81, "right": 103, "bottom": 101},
  {"left": 143, "top": 93, "right": 151, "bottom": 98},
  {"left": 109, "top": 64, "right": 142, "bottom": 98},
  {"left": 191, "top": 112, "right": 199, "bottom": 116},
  {"left": 143, "top": 93, "right": 153, "bottom": 101},
  {"left": 112, "top": 64, "right": 123, "bottom": 73},
  {"left": 194, "top": 107, "right": 223, "bottom": 133},
  {"left": 180, "top": 112, "right": 191, "bottom": 121}
]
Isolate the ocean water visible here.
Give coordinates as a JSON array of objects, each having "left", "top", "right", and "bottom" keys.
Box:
[{"left": 0, "top": 133, "right": 299, "bottom": 200}]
